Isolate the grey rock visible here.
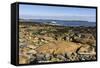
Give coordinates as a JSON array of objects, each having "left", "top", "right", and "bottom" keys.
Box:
[
  {"left": 19, "top": 42, "right": 27, "bottom": 48},
  {"left": 36, "top": 53, "right": 45, "bottom": 61},
  {"left": 45, "top": 54, "right": 51, "bottom": 60},
  {"left": 56, "top": 54, "right": 66, "bottom": 61},
  {"left": 29, "top": 55, "right": 37, "bottom": 62}
]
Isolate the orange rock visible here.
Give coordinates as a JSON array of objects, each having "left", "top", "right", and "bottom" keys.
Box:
[{"left": 36, "top": 41, "right": 82, "bottom": 55}]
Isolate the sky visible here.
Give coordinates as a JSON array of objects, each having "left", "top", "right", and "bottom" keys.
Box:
[{"left": 19, "top": 4, "right": 96, "bottom": 22}]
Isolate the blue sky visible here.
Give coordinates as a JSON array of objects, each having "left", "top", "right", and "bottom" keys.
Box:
[{"left": 19, "top": 4, "right": 96, "bottom": 22}]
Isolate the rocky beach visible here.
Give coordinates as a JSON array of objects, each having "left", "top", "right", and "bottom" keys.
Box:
[{"left": 19, "top": 22, "right": 96, "bottom": 64}]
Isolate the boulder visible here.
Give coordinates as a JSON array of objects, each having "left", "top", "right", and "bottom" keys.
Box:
[{"left": 77, "top": 45, "right": 96, "bottom": 55}]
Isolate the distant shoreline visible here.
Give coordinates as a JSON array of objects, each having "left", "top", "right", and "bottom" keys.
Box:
[{"left": 19, "top": 18, "right": 96, "bottom": 27}]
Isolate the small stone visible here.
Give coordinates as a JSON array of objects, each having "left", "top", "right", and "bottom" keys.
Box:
[
  {"left": 56, "top": 54, "right": 66, "bottom": 61},
  {"left": 45, "top": 53, "right": 51, "bottom": 60},
  {"left": 29, "top": 55, "right": 37, "bottom": 62},
  {"left": 19, "top": 39, "right": 25, "bottom": 43},
  {"left": 19, "top": 55, "right": 28, "bottom": 64},
  {"left": 27, "top": 50, "right": 37, "bottom": 54},
  {"left": 27, "top": 45, "right": 37, "bottom": 49},
  {"left": 36, "top": 53, "right": 45, "bottom": 61},
  {"left": 19, "top": 42, "right": 27, "bottom": 48}
]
